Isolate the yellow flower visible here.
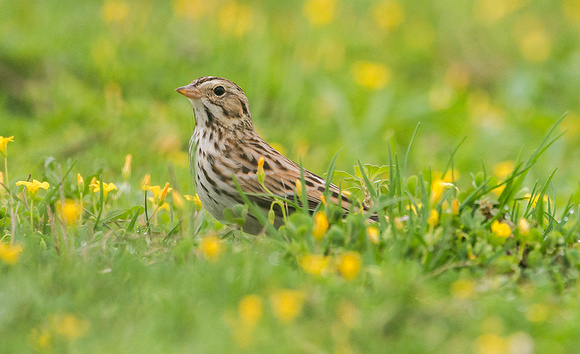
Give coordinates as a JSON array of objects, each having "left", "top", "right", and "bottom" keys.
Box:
[
  {"left": 122, "top": 154, "right": 132, "bottom": 180},
  {"left": 77, "top": 173, "right": 84, "bottom": 190},
  {"left": 394, "top": 217, "right": 404, "bottom": 230},
  {"left": 148, "top": 197, "right": 170, "bottom": 211},
  {"left": 493, "top": 161, "right": 515, "bottom": 180},
  {"left": 475, "top": 0, "right": 525, "bottom": 24},
  {"left": 427, "top": 209, "right": 439, "bottom": 227},
  {"left": 141, "top": 174, "right": 151, "bottom": 190},
  {"left": 320, "top": 194, "right": 327, "bottom": 206},
  {"left": 337, "top": 301, "right": 360, "bottom": 329},
  {"left": 366, "top": 226, "right": 379, "bottom": 244},
  {"left": 523, "top": 193, "right": 548, "bottom": 208},
  {"left": 173, "top": 0, "right": 212, "bottom": 19},
  {"left": 451, "top": 279, "right": 475, "bottom": 299},
  {"left": 90, "top": 180, "right": 117, "bottom": 197},
  {"left": 185, "top": 194, "right": 203, "bottom": 211},
  {"left": 351, "top": 61, "right": 391, "bottom": 90},
  {"left": 199, "top": 234, "right": 222, "bottom": 261},
  {"left": 16, "top": 179, "right": 50, "bottom": 199},
  {"left": 373, "top": 0, "right": 404, "bottom": 31},
  {"left": 474, "top": 334, "right": 509, "bottom": 354},
  {"left": 50, "top": 313, "right": 90, "bottom": 339},
  {"left": 257, "top": 156, "right": 265, "bottom": 184},
  {"left": 238, "top": 294, "right": 263, "bottom": 327},
  {"left": 526, "top": 303, "right": 548, "bottom": 322},
  {"left": 564, "top": 0, "right": 580, "bottom": 24},
  {"left": 29, "top": 328, "right": 51, "bottom": 351},
  {"left": 312, "top": 211, "right": 329, "bottom": 241},
  {"left": 219, "top": 1, "right": 254, "bottom": 37},
  {"left": 517, "top": 27, "right": 551, "bottom": 63},
  {"left": 491, "top": 220, "right": 511, "bottom": 238},
  {"left": 57, "top": 199, "right": 83, "bottom": 225},
  {"left": 303, "top": 0, "right": 336, "bottom": 26},
  {"left": 299, "top": 254, "right": 331, "bottom": 276},
  {"left": 337, "top": 251, "right": 362, "bottom": 280},
  {"left": 518, "top": 218, "right": 530, "bottom": 236},
  {"left": 451, "top": 198, "right": 460, "bottom": 215},
  {"left": 0, "top": 242, "right": 23, "bottom": 265},
  {"left": 0, "top": 136, "right": 14, "bottom": 158},
  {"left": 157, "top": 182, "right": 170, "bottom": 206},
  {"left": 172, "top": 190, "right": 185, "bottom": 209},
  {"left": 101, "top": 0, "right": 129, "bottom": 23},
  {"left": 295, "top": 179, "right": 303, "bottom": 198},
  {"left": 430, "top": 178, "right": 453, "bottom": 203},
  {"left": 270, "top": 289, "right": 305, "bottom": 323}
]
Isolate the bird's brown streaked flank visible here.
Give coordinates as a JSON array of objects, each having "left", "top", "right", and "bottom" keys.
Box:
[{"left": 176, "top": 76, "right": 371, "bottom": 234}]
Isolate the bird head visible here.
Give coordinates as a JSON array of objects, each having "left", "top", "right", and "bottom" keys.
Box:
[{"left": 176, "top": 76, "right": 254, "bottom": 132}]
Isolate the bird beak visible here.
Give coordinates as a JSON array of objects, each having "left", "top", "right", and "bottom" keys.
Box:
[{"left": 175, "top": 84, "right": 202, "bottom": 99}]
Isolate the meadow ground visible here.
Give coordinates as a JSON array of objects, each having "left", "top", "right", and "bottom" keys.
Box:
[{"left": 2, "top": 0, "right": 580, "bottom": 352}]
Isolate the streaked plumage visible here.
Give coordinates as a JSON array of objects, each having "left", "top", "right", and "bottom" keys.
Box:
[{"left": 176, "top": 76, "right": 355, "bottom": 234}]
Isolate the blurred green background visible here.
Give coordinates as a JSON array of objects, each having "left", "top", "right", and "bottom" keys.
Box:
[{"left": 1, "top": 0, "right": 579, "bottom": 194}]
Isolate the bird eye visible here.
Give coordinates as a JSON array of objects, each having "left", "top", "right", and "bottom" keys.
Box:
[{"left": 213, "top": 86, "right": 226, "bottom": 96}]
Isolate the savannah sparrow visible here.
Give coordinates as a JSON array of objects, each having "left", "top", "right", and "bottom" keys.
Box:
[{"left": 176, "top": 76, "right": 367, "bottom": 234}]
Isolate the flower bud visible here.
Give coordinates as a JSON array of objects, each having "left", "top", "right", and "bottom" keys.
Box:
[{"left": 257, "top": 157, "right": 265, "bottom": 185}]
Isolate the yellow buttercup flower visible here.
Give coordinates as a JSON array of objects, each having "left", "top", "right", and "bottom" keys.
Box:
[
  {"left": 450, "top": 279, "right": 475, "bottom": 299},
  {"left": 148, "top": 197, "right": 170, "bottom": 211},
  {"left": 0, "top": 242, "right": 23, "bottom": 265},
  {"left": 312, "top": 211, "right": 329, "bottom": 241},
  {"left": 351, "top": 61, "right": 391, "bottom": 90},
  {"left": 101, "top": 0, "right": 129, "bottom": 23},
  {"left": 173, "top": 0, "right": 212, "bottom": 19},
  {"left": 172, "top": 190, "right": 185, "bottom": 209},
  {"left": 158, "top": 182, "right": 170, "bottom": 206},
  {"left": 303, "top": 0, "right": 336, "bottom": 26},
  {"left": 29, "top": 328, "right": 51, "bottom": 352},
  {"left": 491, "top": 220, "right": 511, "bottom": 238},
  {"left": 270, "top": 289, "right": 305, "bottom": 323},
  {"left": 257, "top": 157, "right": 265, "bottom": 184},
  {"left": 122, "top": 154, "right": 132, "bottom": 180},
  {"left": 367, "top": 226, "right": 380, "bottom": 244},
  {"left": 16, "top": 179, "right": 50, "bottom": 199},
  {"left": 90, "top": 180, "right": 117, "bottom": 197},
  {"left": 518, "top": 218, "right": 530, "bottom": 236},
  {"left": 493, "top": 161, "right": 515, "bottom": 180},
  {"left": 394, "top": 217, "right": 404, "bottom": 230},
  {"left": 475, "top": 333, "right": 509, "bottom": 354},
  {"left": 185, "top": 194, "right": 203, "bottom": 211},
  {"left": 373, "top": 0, "right": 405, "bottom": 31},
  {"left": 147, "top": 183, "right": 173, "bottom": 206},
  {"left": 238, "top": 294, "right": 263, "bottom": 327},
  {"left": 0, "top": 136, "right": 14, "bottom": 158},
  {"left": 338, "top": 251, "right": 362, "bottom": 280},
  {"left": 526, "top": 303, "right": 548, "bottom": 323},
  {"left": 299, "top": 254, "right": 331, "bottom": 276},
  {"left": 141, "top": 174, "right": 151, "bottom": 190},
  {"left": 50, "top": 313, "right": 90, "bottom": 339},
  {"left": 219, "top": 1, "right": 254, "bottom": 37},
  {"left": 295, "top": 179, "right": 303, "bottom": 198},
  {"left": 430, "top": 178, "right": 453, "bottom": 203},
  {"left": 199, "top": 234, "right": 222, "bottom": 261},
  {"left": 451, "top": 199, "right": 460, "bottom": 215},
  {"left": 77, "top": 173, "right": 84, "bottom": 190},
  {"left": 427, "top": 209, "right": 439, "bottom": 227},
  {"left": 57, "top": 199, "right": 83, "bottom": 225}
]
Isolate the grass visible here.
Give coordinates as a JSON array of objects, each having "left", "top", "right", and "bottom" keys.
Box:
[{"left": 2, "top": 0, "right": 580, "bottom": 352}]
